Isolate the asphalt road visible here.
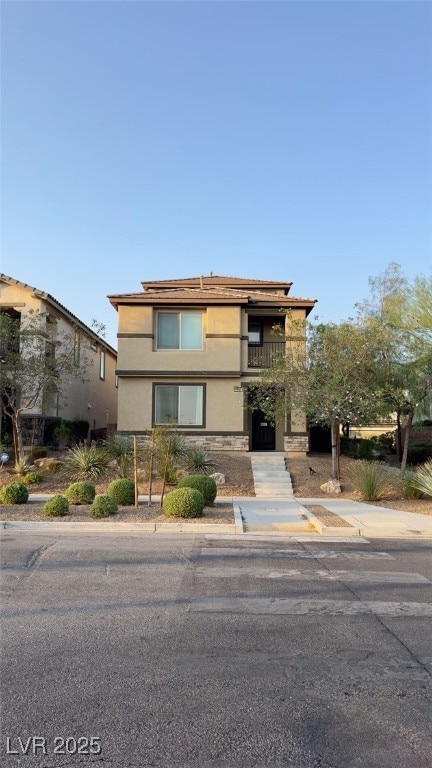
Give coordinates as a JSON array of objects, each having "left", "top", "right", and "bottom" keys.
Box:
[{"left": 1, "top": 531, "right": 432, "bottom": 768}]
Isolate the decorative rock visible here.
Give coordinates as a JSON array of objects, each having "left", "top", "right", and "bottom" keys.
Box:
[
  {"left": 320, "top": 479, "right": 342, "bottom": 494},
  {"left": 34, "top": 457, "right": 63, "bottom": 471},
  {"left": 210, "top": 472, "right": 226, "bottom": 486}
]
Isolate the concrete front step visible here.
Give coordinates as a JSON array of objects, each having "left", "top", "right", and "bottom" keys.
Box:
[{"left": 250, "top": 452, "right": 294, "bottom": 497}]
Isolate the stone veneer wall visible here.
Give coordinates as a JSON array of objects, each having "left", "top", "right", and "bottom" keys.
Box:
[
  {"left": 134, "top": 433, "right": 249, "bottom": 451},
  {"left": 284, "top": 435, "right": 309, "bottom": 454}
]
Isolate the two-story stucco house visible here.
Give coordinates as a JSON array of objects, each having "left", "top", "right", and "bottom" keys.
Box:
[
  {"left": 108, "top": 275, "right": 316, "bottom": 454},
  {"left": 0, "top": 274, "right": 118, "bottom": 447}
]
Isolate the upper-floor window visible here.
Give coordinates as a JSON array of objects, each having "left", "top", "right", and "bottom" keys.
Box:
[
  {"left": 248, "top": 322, "right": 262, "bottom": 345},
  {"left": 157, "top": 311, "right": 203, "bottom": 350},
  {"left": 99, "top": 349, "right": 105, "bottom": 380}
]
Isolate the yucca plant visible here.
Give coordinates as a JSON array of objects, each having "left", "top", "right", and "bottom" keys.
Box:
[
  {"left": 105, "top": 435, "right": 134, "bottom": 478},
  {"left": 14, "top": 457, "right": 31, "bottom": 476},
  {"left": 345, "top": 460, "right": 396, "bottom": 502},
  {"left": 411, "top": 460, "right": 432, "bottom": 498},
  {"left": 184, "top": 447, "right": 217, "bottom": 475},
  {"left": 63, "top": 444, "right": 110, "bottom": 480},
  {"left": 400, "top": 470, "right": 424, "bottom": 500}
]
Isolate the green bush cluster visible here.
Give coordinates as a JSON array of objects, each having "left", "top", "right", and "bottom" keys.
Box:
[
  {"left": 23, "top": 471, "right": 44, "bottom": 485},
  {"left": 90, "top": 494, "right": 117, "bottom": 518},
  {"left": 177, "top": 474, "right": 217, "bottom": 505},
  {"left": 65, "top": 482, "right": 96, "bottom": 505},
  {"left": 163, "top": 487, "right": 204, "bottom": 518},
  {"left": 407, "top": 442, "right": 432, "bottom": 466},
  {"left": 44, "top": 418, "right": 89, "bottom": 446},
  {"left": 341, "top": 437, "right": 386, "bottom": 461},
  {"left": 0, "top": 482, "right": 29, "bottom": 504},
  {"left": 43, "top": 495, "right": 69, "bottom": 517},
  {"left": 370, "top": 432, "right": 395, "bottom": 454},
  {"left": 107, "top": 478, "right": 135, "bottom": 505}
]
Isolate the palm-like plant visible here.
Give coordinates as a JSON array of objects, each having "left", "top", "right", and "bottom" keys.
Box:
[
  {"left": 412, "top": 460, "right": 432, "bottom": 498},
  {"left": 63, "top": 444, "right": 110, "bottom": 480},
  {"left": 184, "top": 447, "right": 217, "bottom": 475}
]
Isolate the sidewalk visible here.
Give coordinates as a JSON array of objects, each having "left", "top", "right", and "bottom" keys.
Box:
[
  {"left": 2, "top": 493, "right": 431, "bottom": 538},
  {"left": 235, "top": 496, "right": 432, "bottom": 538},
  {"left": 296, "top": 497, "right": 432, "bottom": 539}
]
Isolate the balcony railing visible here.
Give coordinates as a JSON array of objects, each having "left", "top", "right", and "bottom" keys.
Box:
[{"left": 248, "top": 341, "right": 286, "bottom": 368}]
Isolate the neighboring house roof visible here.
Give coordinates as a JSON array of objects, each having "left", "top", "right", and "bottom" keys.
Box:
[
  {"left": 141, "top": 275, "right": 293, "bottom": 293},
  {"left": 108, "top": 285, "right": 317, "bottom": 314},
  {"left": 0, "top": 274, "right": 117, "bottom": 356}
]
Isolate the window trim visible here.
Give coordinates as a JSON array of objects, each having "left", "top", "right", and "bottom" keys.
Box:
[
  {"left": 156, "top": 310, "right": 203, "bottom": 350},
  {"left": 152, "top": 383, "right": 206, "bottom": 427}
]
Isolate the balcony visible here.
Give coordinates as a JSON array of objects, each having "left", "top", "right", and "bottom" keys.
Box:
[{"left": 248, "top": 341, "right": 285, "bottom": 368}]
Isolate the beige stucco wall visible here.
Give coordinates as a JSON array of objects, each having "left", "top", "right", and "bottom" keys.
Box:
[
  {"left": 117, "top": 377, "right": 245, "bottom": 433},
  {"left": 0, "top": 279, "right": 118, "bottom": 431},
  {"left": 117, "top": 305, "right": 243, "bottom": 373}
]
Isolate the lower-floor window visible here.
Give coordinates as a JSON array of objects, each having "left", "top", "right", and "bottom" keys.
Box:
[{"left": 154, "top": 384, "right": 204, "bottom": 426}]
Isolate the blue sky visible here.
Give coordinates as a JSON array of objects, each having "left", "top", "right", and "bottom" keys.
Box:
[{"left": 2, "top": 0, "right": 431, "bottom": 349}]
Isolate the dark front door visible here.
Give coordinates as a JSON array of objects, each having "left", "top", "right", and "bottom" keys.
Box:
[{"left": 252, "top": 409, "right": 275, "bottom": 451}]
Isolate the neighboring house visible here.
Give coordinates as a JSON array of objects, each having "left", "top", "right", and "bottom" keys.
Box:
[
  {"left": 0, "top": 274, "right": 118, "bottom": 447},
  {"left": 108, "top": 275, "right": 316, "bottom": 454}
]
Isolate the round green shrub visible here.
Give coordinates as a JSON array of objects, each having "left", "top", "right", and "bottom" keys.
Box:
[
  {"left": 107, "top": 478, "right": 135, "bottom": 505},
  {"left": 177, "top": 474, "right": 217, "bottom": 505},
  {"left": 0, "top": 482, "right": 29, "bottom": 504},
  {"left": 65, "top": 481, "right": 96, "bottom": 505},
  {"left": 43, "top": 494, "right": 69, "bottom": 517},
  {"left": 163, "top": 487, "right": 204, "bottom": 518},
  {"left": 90, "top": 494, "right": 117, "bottom": 518},
  {"left": 23, "top": 471, "right": 44, "bottom": 485}
]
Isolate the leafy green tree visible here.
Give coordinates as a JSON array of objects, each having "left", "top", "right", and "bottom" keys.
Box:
[
  {"left": 358, "top": 263, "right": 432, "bottom": 469},
  {"left": 0, "top": 309, "right": 104, "bottom": 460},
  {"left": 249, "top": 319, "right": 397, "bottom": 480}
]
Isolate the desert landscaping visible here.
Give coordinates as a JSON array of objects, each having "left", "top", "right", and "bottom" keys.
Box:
[{"left": 0, "top": 451, "right": 430, "bottom": 524}]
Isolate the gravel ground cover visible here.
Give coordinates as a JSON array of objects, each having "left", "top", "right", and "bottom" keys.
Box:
[
  {"left": 0, "top": 451, "right": 430, "bottom": 522},
  {"left": 0, "top": 452, "right": 254, "bottom": 524},
  {"left": 288, "top": 453, "right": 432, "bottom": 515}
]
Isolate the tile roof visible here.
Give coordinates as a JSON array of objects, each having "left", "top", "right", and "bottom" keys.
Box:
[
  {"left": 141, "top": 275, "right": 293, "bottom": 293},
  {"left": 0, "top": 274, "right": 117, "bottom": 354},
  {"left": 108, "top": 285, "right": 316, "bottom": 312}
]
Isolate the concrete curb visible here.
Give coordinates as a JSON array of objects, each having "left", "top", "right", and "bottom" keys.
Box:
[{"left": 0, "top": 519, "right": 238, "bottom": 534}]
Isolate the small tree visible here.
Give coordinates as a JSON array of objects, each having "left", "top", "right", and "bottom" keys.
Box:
[
  {"left": 151, "top": 426, "right": 187, "bottom": 505},
  {"left": 249, "top": 319, "right": 397, "bottom": 481},
  {"left": 0, "top": 309, "right": 104, "bottom": 461},
  {"left": 357, "top": 263, "right": 432, "bottom": 469}
]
